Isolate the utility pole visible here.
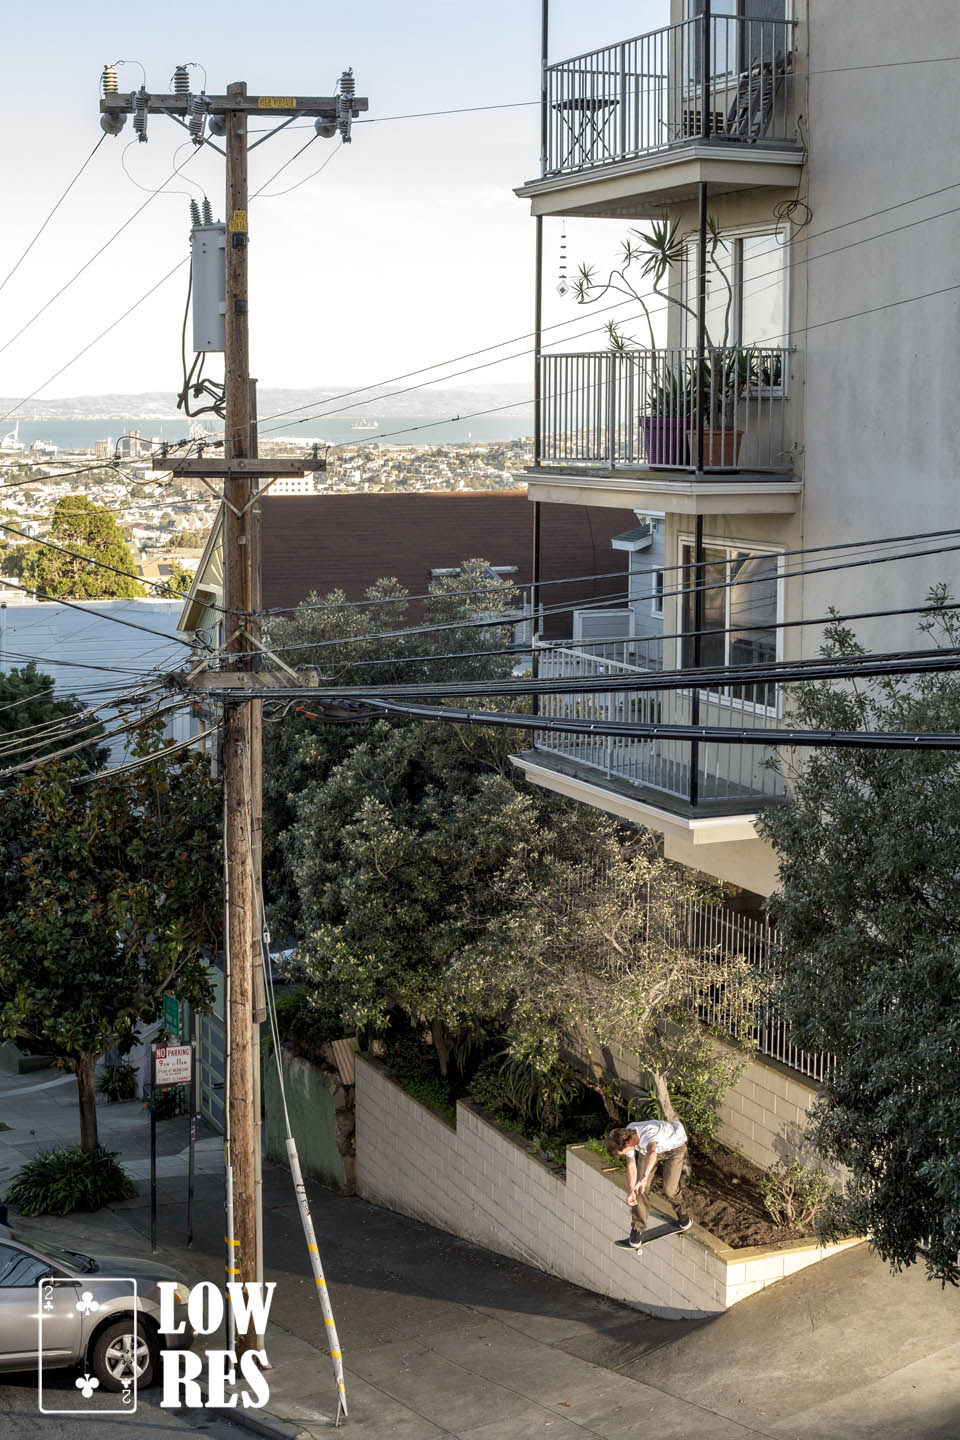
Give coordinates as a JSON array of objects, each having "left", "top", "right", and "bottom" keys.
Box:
[
  {"left": 221, "top": 80, "right": 257, "bottom": 1352},
  {"left": 100, "top": 70, "right": 366, "bottom": 1388}
]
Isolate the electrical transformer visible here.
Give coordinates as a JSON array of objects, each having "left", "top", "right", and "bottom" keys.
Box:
[{"left": 190, "top": 222, "right": 226, "bottom": 353}]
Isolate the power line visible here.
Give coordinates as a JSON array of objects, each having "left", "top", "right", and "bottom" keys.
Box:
[
  {"left": 0, "top": 519, "right": 215, "bottom": 611},
  {"left": 245, "top": 185, "right": 959, "bottom": 443},
  {"left": 0, "top": 460, "right": 125, "bottom": 492},
  {"left": 0, "top": 699, "right": 185, "bottom": 781},
  {"left": 0, "top": 135, "right": 107, "bottom": 298},
  {"left": 262, "top": 524, "right": 960, "bottom": 619},
  {"left": 0, "top": 257, "right": 189, "bottom": 428},
  {"left": 0, "top": 574, "right": 193, "bottom": 646},
  {"left": 0, "top": 149, "right": 199, "bottom": 363},
  {"left": 73, "top": 724, "right": 218, "bottom": 787},
  {"left": 257, "top": 533, "right": 960, "bottom": 659},
  {"left": 344, "top": 694, "right": 960, "bottom": 752}
]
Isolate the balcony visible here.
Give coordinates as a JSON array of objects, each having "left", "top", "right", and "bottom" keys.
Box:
[
  {"left": 526, "top": 346, "right": 800, "bottom": 514},
  {"left": 518, "top": 14, "right": 803, "bottom": 219},
  {"left": 527, "top": 640, "right": 787, "bottom": 819}
]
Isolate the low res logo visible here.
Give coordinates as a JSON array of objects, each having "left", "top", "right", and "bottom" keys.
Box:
[
  {"left": 38, "top": 1277, "right": 138, "bottom": 1415},
  {"left": 38, "top": 1278, "right": 275, "bottom": 1415}
]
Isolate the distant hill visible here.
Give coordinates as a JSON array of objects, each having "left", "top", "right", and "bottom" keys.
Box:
[{"left": 0, "top": 382, "right": 533, "bottom": 423}]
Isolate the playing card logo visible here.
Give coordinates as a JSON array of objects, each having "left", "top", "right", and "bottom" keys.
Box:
[
  {"left": 75, "top": 1292, "right": 101, "bottom": 1316},
  {"left": 75, "top": 1374, "right": 100, "bottom": 1399}
]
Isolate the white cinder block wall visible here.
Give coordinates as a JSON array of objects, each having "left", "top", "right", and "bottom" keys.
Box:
[{"left": 355, "top": 1057, "right": 859, "bottom": 1318}]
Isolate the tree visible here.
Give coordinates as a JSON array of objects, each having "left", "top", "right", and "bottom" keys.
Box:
[
  {"left": 286, "top": 714, "right": 554, "bottom": 1076},
  {"left": 758, "top": 594, "right": 960, "bottom": 1283},
  {"left": 0, "top": 724, "right": 221, "bottom": 1151},
  {"left": 262, "top": 561, "right": 524, "bottom": 937},
  {"left": 476, "top": 825, "right": 762, "bottom": 1120},
  {"left": 0, "top": 662, "right": 106, "bottom": 770},
  {"left": 16, "top": 495, "right": 146, "bottom": 599}
]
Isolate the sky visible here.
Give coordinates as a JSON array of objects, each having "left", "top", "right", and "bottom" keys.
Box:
[{"left": 0, "top": 0, "right": 668, "bottom": 410}]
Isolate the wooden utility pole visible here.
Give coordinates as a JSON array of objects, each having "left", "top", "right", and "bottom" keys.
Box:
[
  {"left": 221, "top": 81, "right": 258, "bottom": 1352},
  {"left": 111, "top": 69, "right": 365, "bottom": 1408}
]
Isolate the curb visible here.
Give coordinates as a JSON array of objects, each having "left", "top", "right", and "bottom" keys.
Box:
[{"left": 198, "top": 1392, "right": 310, "bottom": 1440}]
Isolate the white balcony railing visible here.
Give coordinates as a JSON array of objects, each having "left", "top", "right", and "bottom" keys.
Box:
[
  {"left": 540, "top": 347, "right": 792, "bottom": 473},
  {"left": 534, "top": 644, "right": 788, "bottom": 806},
  {"left": 544, "top": 14, "right": 797, "bottom": 177}
]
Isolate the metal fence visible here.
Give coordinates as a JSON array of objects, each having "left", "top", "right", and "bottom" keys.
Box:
[
  {"left": 534, "top": 644, "right": 787, "bottom": 805},
  {"left": 684, "top": 900, "right": 830, "bottom": 1083},
  {"left": 540, "top": 347, "right": 792, "bottom": 473},
  {"left": 544, "top": 14, "right": 797, "bottom": 175}
]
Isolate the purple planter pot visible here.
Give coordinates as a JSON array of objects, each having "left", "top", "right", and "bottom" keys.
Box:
[{"left": 641, "top": 415, "right": 687, "bottom": 468}]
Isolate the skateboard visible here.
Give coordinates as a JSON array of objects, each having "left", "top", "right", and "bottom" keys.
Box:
[{"left": 614, "top": 1218, "right": 691, "bottom": 1254}]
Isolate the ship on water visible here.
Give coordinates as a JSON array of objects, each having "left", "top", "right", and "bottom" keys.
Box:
[{"left": 350, "top": 418, "right": 379, "bottom": 431}]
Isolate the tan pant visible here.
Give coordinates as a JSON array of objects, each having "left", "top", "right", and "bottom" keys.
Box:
[{"left": 631, "top": 1144, "right": 687, "bottom": 1230}]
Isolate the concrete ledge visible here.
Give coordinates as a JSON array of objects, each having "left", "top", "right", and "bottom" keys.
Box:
[{"left": 355, "top": 1057, "right": 861, "bottom": 1319}]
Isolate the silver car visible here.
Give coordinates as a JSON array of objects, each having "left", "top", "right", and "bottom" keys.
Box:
[{"left": 0, "top": 1231, "right": 193, "bottom": 1390}]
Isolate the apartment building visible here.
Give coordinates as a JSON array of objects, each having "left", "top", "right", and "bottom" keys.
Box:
[{"left": 513, "top": 0, "right": 960, "bottom": 901}]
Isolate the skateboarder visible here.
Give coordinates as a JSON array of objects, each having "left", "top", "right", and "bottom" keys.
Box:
[{"left": 606, "top": 1119, "right": 692, "bottom": 1250}]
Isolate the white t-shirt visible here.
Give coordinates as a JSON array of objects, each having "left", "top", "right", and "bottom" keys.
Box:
[{"left": 626, "top": 1119, "right": 687, "bottom": 1156}]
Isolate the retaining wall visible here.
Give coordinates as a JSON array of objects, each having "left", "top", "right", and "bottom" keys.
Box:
[{"left": 355, "top": 1056, "right": 859, "bottom": 1318}]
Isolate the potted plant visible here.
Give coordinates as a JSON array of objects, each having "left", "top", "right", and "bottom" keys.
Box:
[{"left": 573, "top": 218, "right": 750, "bottom": 468}]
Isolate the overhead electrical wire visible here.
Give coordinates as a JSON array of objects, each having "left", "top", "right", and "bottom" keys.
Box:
[
  {"left": 0, "top": 135, "right": 108, "bottom": 298},
  {"left": 256, "top": 533, "right": 960, "bottom": 660},
  {"left": 261, "top": 524, "right": 960, "bottom": 619},
  {"left": 236, "top": 183, "right": 960, "bottom": 443},
  {"left": 0, "top": 574, "right": 193, "bottom": 646},
  {"left": 0, "top": 148, "right": 200, "bottom": 363},
  {"left": 0, "top": 257, "right": 189, "bottom": 429},
  {"left": 72, "top": 723, "right": 218, "bottom": 787},
  {"left": 0, "top": 520, "right": 204, "bottom": 608}
]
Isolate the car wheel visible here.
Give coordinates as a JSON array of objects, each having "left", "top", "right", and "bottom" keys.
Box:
[{"left": 89, "top": 1317, "right": 159, "bottom": 1391}]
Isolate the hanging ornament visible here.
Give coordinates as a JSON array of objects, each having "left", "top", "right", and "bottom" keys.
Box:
[{"left": 556, "top": 223, "right": 569, "bottom": 296}]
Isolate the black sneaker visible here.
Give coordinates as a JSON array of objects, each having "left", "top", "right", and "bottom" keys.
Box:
[
  {"left": 676, "top": 1214, "right": 692, "bottom": 1231},
  {"left": 627, "top": 1227, "right": 644, "bottom": 1250}
]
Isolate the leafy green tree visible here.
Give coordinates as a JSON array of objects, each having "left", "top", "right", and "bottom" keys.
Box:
[
  {"left": 759, "top": 594, "right": 960, "bottom": 1283},
  {"left": 475, "top": 824, "right": 761, "bottom": 1120},
  {"left": 262, "top": 561, "right": 523, "bottom": 937},
  {"left": 16, "top": 495, "right": 146, "bottom": 599},
  {"left": 0, "top": 724, "right": 221, "bottom": 1151},
  {"left": 0, "top": 662, "right": 106, "bottom": 770}
]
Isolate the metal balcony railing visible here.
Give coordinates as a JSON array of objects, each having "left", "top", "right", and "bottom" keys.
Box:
[
  {"left": 544, "top": 14, "right": 797, "bottom": 177},
  {"left": 540, "top": 346, "right": 791, "bottom": 472},
  {"left": 534, "top": 644, "right": 788, "bottom": 806}
]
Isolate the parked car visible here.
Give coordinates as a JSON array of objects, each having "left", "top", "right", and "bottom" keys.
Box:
[{"left": 0, "top": 1230, "right": 193, "bottom": 1390}]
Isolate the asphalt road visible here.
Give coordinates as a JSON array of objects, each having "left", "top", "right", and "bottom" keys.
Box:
[{"left": 0, "top": 1371, "right": 248, "bottom": 1440}]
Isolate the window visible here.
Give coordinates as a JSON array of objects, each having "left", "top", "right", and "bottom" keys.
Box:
[
  {"left": 682, "top": 231, "right": 787, "bottom": 353},
  {"left": 652, "top": 570, "right": 665, "bottom": 617},
  {"left": 679, "top": 542, "right": 780, "bottom": 708},
  {"left": 0, "top": 1244, "right": 50, "bottom": 1288}
]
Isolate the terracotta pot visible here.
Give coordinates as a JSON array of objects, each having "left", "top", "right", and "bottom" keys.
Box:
[{"left": 687, "top": 429, "right": 744, "bottom": 468}]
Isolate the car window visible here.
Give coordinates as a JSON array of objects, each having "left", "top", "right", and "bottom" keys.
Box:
[{"left": 0, "top": 1243, "right": 50, "bottom": 1287}]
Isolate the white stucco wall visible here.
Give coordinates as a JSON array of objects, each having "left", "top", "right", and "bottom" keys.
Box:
[{"left": 355, "top": 1056, "right": 859, "bottom": 1319}]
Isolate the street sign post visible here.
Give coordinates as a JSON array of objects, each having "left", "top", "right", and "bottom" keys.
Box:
[
  {"left": 150, "top": 1043, "right": 195, "bottom": 1252},
  {"left": 162, "top": 993, "right": 180, "bottom": 1040}
]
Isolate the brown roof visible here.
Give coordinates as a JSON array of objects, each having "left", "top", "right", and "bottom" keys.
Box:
[{"left": 261, "top": 491, "right": 636, "bottom": 639}]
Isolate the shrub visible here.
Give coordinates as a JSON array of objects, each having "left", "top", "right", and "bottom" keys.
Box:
[
  {"left": 761, "top": 1159, "right": 832, "bottom": 1229},
  {"left": 6, "top": 1147, "right": 136, "bottom": 1216},
  {"left": 467, "top": 1053, "right": 582, "bottom": 1129},
  {"left": 397, "top": 1074, "right": 457, "bottom": 1126},
  {"left": 272, "top": 986, "right": 344, "bottom": 1062},
  {"left": 97, "top": 1061, "right": 138, "bottom": 1103},
  {"left": 584, "top": 1135, "right": 627, "bottom": 1169},
  {"left": 627, "top": 1062, "right": 739, "bottom": 1144}
]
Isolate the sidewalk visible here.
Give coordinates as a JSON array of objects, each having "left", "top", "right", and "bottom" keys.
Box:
[{"left": 2, "top": 1068, "right": 959, "bottom": 1439}]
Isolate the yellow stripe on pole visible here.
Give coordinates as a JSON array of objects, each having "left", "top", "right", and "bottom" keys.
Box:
[
  {"left": 307, "top": 1243, "right": 318, "bottom": 1252},
  {"left": 330, "top": 1350, "right": 341, "bottom": 1359},
  {"left": 225, "top": 1267, "right": 240, "bottom": 1276},
  {"left": 314, "top": 1277, "right": 326, "bottom": 1286},
  {"left": 225, "top": 1237, "right": 240, "bottom": 1246}
]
